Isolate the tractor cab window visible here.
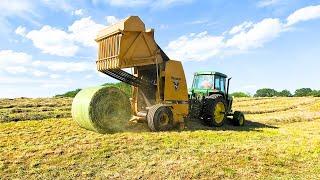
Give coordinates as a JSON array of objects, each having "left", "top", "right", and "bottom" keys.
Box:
[
  {"left": 220, "top": 78, "right": 226, "bottom": 92},
  {"left": 214, "top": 76, "right": 221, "bottom": 90},
  {"left": 193, "top": 75, "right": 214, "bottom": 89},
  {"left": 214, "top": 76, "right": 226, "bottom": 92}
]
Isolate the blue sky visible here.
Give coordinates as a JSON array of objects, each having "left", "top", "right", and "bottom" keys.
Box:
[{"left": 0, "top": 0, "right": 320, "bottom": 98}]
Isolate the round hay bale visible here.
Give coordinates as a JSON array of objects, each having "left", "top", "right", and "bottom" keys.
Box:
[{"left": 72, "top": 86, "right": 131, "bottom": 134}]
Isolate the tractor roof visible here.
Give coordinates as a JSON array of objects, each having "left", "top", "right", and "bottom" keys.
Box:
[{"left": 194, "top": 71, "right": 227, "bottom": 78}]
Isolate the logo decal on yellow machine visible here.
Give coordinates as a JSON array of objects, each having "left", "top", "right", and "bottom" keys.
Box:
[{"left": 171, "top": 77, "right": 181, "bottom": 90}]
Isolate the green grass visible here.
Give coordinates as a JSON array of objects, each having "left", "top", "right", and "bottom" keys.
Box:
[
  {"left": 1, "top": 97, "right": 320, "bottom": 179},
  {"left": 0, "top": 97, "right": 72, "bottom": 122}
]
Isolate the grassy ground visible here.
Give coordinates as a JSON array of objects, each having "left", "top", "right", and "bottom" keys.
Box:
[
  {"left": 1, "top": 97, "right": 320, "bottom": 179},
  {"left": 0, "top": 97, "right": 72, "bottom": 122}
]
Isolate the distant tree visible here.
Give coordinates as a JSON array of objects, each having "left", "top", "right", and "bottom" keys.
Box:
[
  {"left": 310, "top": 90, "right": 320, "bottom": 97},
  {"left": 277, "top": 89, "right": 292, "bottom": 97},
  {"left": 54, "top": 82, "right": 132, "bottom": 98},
  {"left": 294, "top": 88, "right": 313, "bottom": 97},
  {"left": 55, "top": 89, "right": 81, "bottom": 98},
  {"left": 254, "top": 88, "right": 278, "bottom": 97},
  {"left": 231, "top": 92, "right": 251, "bottom": 97}
]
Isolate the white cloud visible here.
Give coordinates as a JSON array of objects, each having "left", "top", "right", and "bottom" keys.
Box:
[
  {"left": 103, "top": 0, "right": 150, "bottom": 7},
  {"left": 15, "top": 26, "right": 27, "bottom": 36},
  {"left": 166, "top": 31, "right": 224, "bottom": 61},
  {"left": 0, "top": 0, "right": 40, "bottom": 28},
  {"left": 152, "top": 0, "right": 193, "bottom": 8},
  {"left": 257, "top": 0, "right": 280, "bottom": 7},
  {"left": 72, "top": 9, "right": 84, "bottom": 16},
  {"left": 18, "top": 17, "right": 107, "bottom": 56},
  {"left": 166, "top": 5, "right": 320, "bottom": 62},
  {"left": 32, "top": 60, "right": 94, "bottom": 72},
  {"left": 41, "top": 0, "right": 73, "bottom": 12},
  {"left": 0, "top": 0, "right": 74, "bottom": 27},
  {"left": 166, "top": 18, "right": 285, "bottom": 61},
  {"left": 5, "top": 66, "right": 28, "bottom": 74},
  {"left": 0, "top": 50, "right": 99, "bottom": 98},
  {"left": 85, "top": 74, "right": 93, "bottom": 79},
  {"left": 0, "top": 50, "right": 94, "bottom": 79},
  {"left": 68, "top": 17, "right": 105, "bottom": 47},
  {"left": 160, "top": 24, "right": 169, "bottom": 29},
  {"left": 0, "top": 49, "right": 99, "bottom": 97},
  {"left": 286, "top": 5, "right": 320, "bottom": 26},
  {"left": 26, "top": 25, "right": 79, "bottom": 56},
  {"left": 0, "top": 50, "right": 30, "bottom": 74},
  {"left": 226, "top": 18, "right": 283, "bottom": 50},
  {"left": 0, "top": 76, "right": 78, "bottom": 98},
  {"left": 229, "top": 21, "right": 253, "bottom": 35},
  {"left": 106, "top": 16, "right": 120, "bottom": 25},
  {"left": 50, "top": 74, "right": 61, "bottom": 79},
  {"left": 188, "top": 19, "right": 209, "bottom": 25},
  {"left": 32, "top": 70, "right": 48, "bottom": 77},
  {"left": 0, "top": 50, "right": 32, "bottom": 66},
  {"left": 0, "top": 0, "right": 31, "bottom": 33},
  {"left": 98, "top": 71, "right": 107, "bottom": 78},
  {"left": 13, "top": 4, "right": 303, "bottom": 61},
  {"left": 0, "top": 0, "right": 34, "bottom": 16},
  {"left": 41, "top": 82, "right": 70, "bottom": 88},
  {"left": 96, "top": 0, "right": 193, "bottom": 8}
]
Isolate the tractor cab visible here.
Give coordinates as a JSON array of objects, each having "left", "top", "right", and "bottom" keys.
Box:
[{"left": 191, "top": 71, "right": 229, "bottom": 97}]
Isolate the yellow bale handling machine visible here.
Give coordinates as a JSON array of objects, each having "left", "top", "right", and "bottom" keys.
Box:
[{"left": 72, "top": 16, "right": 244, "bottom": 133}]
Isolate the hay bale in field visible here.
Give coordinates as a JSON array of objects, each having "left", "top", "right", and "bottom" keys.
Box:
[{"left": 72, "top": 86, "right": 131, "bottom": 134}]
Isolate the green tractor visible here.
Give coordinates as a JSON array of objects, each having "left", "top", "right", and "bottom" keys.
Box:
[{"left": 189, "top": 71, "right": 245, "bottom": 127}]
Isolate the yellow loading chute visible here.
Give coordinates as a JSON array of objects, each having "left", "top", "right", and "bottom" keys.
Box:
[{"left": 95, "top": 16, "right": 164, "bottom": 70}]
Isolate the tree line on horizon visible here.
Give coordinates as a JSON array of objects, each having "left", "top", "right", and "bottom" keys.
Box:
[
  {"left": 55, "top": 82, "right": 131, "bottom": 98},
  {"left": 55, "top": 83, "right": 320, "bottom": 98},
  {"left": 231, "top": 88, "right": 320, "bottom": 97}
]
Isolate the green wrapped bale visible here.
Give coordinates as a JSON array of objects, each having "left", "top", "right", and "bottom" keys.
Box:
[{"left": 72, "top": 86, "right": 131, "bottom": 134}]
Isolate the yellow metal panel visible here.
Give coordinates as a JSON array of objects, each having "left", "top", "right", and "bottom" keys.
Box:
[
  {"left": 96, "top": 16, "right": 145, "bottom": 41},
  {"left": 171, "top": 104, "right": 188, "bottom": 124},
  {"left": 164, "top": 60, "right": 188, "bottom": 102},
  {"left": 163, "top": 61, "right": 189, "bottom": 123}
]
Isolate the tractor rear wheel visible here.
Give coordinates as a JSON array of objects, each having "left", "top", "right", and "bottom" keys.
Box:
[
  {"left": 147, "top": 104, "right": 174, "bottom": 131},
  {"left": 203, "top": 94, "right": 227, "bottom": 127},
  {"left": 232, "top": 111, "right": 245, "bottom": 126}
]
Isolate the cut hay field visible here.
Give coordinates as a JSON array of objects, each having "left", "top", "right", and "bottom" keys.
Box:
[{"left": 1, "top": 97, "right": 320, "bottom": 179}]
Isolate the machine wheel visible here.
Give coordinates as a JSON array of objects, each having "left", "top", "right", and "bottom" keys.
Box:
[
  {"left": 147, "top": 104, "right": 174, "bottom": 131},
  {"left": 232, "top": 111, "right": 245, "bottom": 126},
  {"left": 203, "top": 94, "right": 227, "bottom": 127},
  {"left": 189, "top": 99, "right": 202, "bottom": 119}
]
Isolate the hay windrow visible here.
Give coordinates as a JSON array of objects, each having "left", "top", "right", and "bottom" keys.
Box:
[{"left": 72, "top": 86, "right": 131, "bottom": 134}]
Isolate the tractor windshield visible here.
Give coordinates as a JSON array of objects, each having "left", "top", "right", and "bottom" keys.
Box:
[{"left": 193, "top": 75, "right": 214, "bottom": 90}]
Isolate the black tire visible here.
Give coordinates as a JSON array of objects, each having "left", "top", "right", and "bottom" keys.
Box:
[
  {"left": 189, "top": 99, "right": 202, "bottom": 119},
  {"left": 147, "top": 104, "right": 174, "bottom": 131},
  {"left": 203, "top": 94, "right": 227, "bottom": 127},
  {"left": 232, "top": 111, "right": 245, "bottom": 126}
]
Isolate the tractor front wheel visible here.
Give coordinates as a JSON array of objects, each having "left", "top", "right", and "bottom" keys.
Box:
[
  {"left": 147, "top": 104, "right": 174, "bottom": 131},
  {"left": 232, "top": 111, "right": 245, "bottom": 126}
]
